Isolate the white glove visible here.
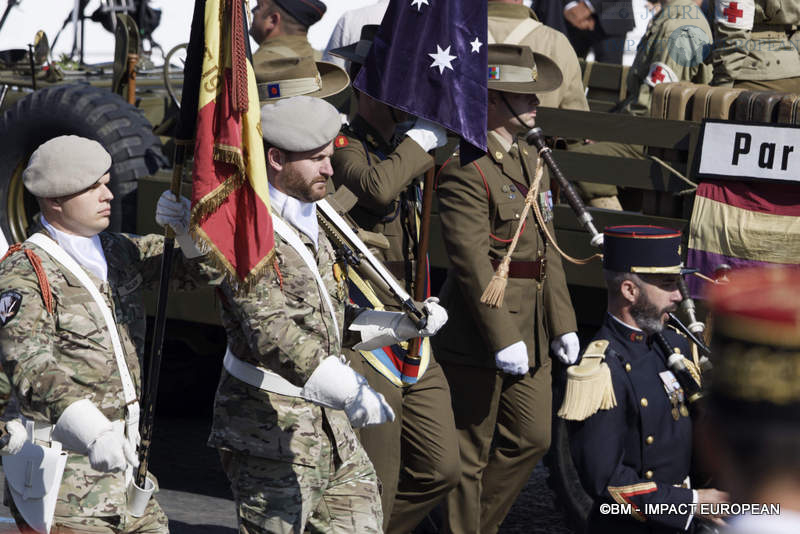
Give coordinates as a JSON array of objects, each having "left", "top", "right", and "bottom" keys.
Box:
[
  {"left": 550, "top": 332, "right": 580, "bottom": 365},
  {"left": 88, "top": 430, "right": 139, "bottom": 473},
  {"left": 0, "top": 419, "right": 27, "bottom": 455},
  {"left": 350, "top": 297, "right": 449, "bottom": 351},
  {"left": 405, "top": 117, "right": 448, "bottom": 151},
  {"left": 155, "top": 191, "right": 204, "bottom": 258},
  {"left": 155, "top": 191, "right": 190, "bottom": 235},
  {"left": 495, "top": 341, "right": 529, "bottom": 375},
  {"left": 301, "top": 356, "right": 395, "bottom": 428},
  {"left": 52, "top": 399, "right": 138, "bottom": 472}
]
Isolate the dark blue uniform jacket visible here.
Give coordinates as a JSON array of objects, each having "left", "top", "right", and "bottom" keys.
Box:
[{"left": 569, "top": 314, "right": 695, "bottom": 533}]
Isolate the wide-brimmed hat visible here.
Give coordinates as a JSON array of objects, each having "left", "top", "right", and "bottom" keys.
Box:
[
  {"left": 253, "top": 35, "right": 349, "bottom": 102},
  {"left": 328, "top": 24, "right": 379, "bottom": 65},
  {"left": 487, "top": 44, "right": 562, "bottom": 94}
]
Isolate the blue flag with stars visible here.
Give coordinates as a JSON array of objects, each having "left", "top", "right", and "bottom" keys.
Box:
[{"left": 353, "top": 0, "right": 488, "bottom": 161}]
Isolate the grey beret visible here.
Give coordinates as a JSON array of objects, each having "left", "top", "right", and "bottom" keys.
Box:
[
  {"left": 260, "top": 96, "right": 341, "bottom": 152},
  {"left": 23, "top": 135, "right": 112, "bottom": 198}
]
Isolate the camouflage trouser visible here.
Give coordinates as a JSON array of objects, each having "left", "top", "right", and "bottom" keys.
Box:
[
  {"left": 9, "top": 494, "right": 168, "bottom": 534},
  {"left": 220, "top": 442, "right": 382, "bottom": 534}
]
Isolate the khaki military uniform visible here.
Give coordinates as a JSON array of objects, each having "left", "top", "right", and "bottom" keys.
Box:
[
  {"left": 433, "top": 134, "right": 577, "bottom": 533},
  {"left": 622, "top": 0, "right": 713, "bottom": 116},
  {"left": 712, "top": 0, "right": 800, "bottom": 90},
  {"left": 488, "top": 3, "right": 589, "bottom": 111},
  {"left": 331, "top": 116, "right": 460, "bottom": 533},
  {"left": 0, "top": 230, "right": 210, "bottom": 533},
  {"left": 208, "top": 215, "right": 382, "bottom": 534}
]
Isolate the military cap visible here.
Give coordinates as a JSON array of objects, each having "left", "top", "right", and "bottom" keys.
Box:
[
  {"left": 253, "top": 35, "right": 348, "bottom": 102},
  {"left": 328, "top": 24, "right": 379, "bottom": 65},
  {"left": 273, "top": 0, "right": 326, "bottom": 29},
  {"left": 602, "top": 225, "right": 694, "bottom": 274},
  {"left": 708, "top": 267, "right": 800, "bottom": 420},
  {"left": 22, "top": 135, "right": 112, "bottom": 198},
  {"left": 261, "top": 96, "right": 340, "bottom": 151},
  {"left": 487, "top": 44, "right": 562, "bottom": 94}
]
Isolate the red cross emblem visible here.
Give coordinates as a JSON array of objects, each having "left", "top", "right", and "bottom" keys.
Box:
[
  {"left": 651, "top": 66, "right": 666, "bottom": 83},
  {"left": 723, "top": 2, "right": 743, "bottom": 23}
]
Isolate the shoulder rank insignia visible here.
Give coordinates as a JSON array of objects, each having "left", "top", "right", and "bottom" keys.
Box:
[
  {"left": 334, "top": 135, "right": 349, "bottom": 148},
  {"left": 558, "top": 339, "right": 617, "bottom": 421},
  {"left": 0, "top": 290, "right": 22, "bottom": 327}
]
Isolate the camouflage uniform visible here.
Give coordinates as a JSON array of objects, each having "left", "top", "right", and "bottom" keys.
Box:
[
  {"left": 208, "top": 215, "right": 382, "bottom": 534},
  {"left": 622, "top": 0, "right": 713, "bottom": 116},
  {"left": 0, "top": 229, "right": 210, "bottom": 533}
]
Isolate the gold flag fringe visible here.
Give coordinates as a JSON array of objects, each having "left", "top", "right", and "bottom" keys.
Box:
[{"left": 190, "top": 224, "right": 276, "bottom": 295}]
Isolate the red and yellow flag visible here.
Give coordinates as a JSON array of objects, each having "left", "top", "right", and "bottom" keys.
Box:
[{"left": 190, "top": 0, "right": 274, "bottom": 286}]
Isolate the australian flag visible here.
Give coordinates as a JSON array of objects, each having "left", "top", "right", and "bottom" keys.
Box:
[{"left": 354, "top": 0, "right": 488, "bottom": 162}]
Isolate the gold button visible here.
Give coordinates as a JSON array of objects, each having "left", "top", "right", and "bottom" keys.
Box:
[
  {"left": 646, "top": 435, "right": 654, "bottom": 445},
  {"left": 514, "top": 213, "right": 520, "bottom": 219},
  {"left": 495, "top": 151, "right": 503, "bottom": 159},
  {"left": 645, "top": 470, "right": 653, "bottom": 479},
  {"left": 640, "top": 398, "right": 648, "bottom": 407},
  {"left": 522, "top": 148, "right": 528, "bottom": 156},
  {"left": 625, "top": 363, "right": 632, "bottom": 372}
]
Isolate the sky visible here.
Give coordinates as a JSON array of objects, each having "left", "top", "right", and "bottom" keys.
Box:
[{"left": 0, "top": 0, "right": 378, "bottom": 63}]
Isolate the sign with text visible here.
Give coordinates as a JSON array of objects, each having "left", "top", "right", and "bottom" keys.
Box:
[{"left": 697, "top": 120, "right": 800, "bottom": 183}]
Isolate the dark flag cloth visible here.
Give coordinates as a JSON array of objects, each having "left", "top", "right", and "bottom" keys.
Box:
[{"left": 354, "top": 0, "right": 488, "bottom": 164}]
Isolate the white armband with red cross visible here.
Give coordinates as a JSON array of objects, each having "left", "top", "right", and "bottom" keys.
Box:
[
  {"left": 715, "top": 0, "right": 755, "bottom": 30},
  {"left": 645, "top": 62, "right": 678, "bottom": 88}
]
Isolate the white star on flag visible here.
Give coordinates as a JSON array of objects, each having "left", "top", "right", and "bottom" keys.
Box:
[
  {"left": 411, "top": 0, "right": 429, "bottom": 11},
  {"left": 429, "top": 44, "right": 456, "bottom": 74},
  {"left": 470, "top": 37, "right": 483, "bottom": 53}
]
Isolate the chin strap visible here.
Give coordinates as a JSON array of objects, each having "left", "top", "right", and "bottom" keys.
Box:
[{"left": 499, "top": 91, "right": 535, "bottom": 131}]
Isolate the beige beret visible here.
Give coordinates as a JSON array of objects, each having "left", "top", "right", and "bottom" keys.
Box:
[
  {"left": 23, "top": 135, "right": 112, "bottom": 198},
  {"left": 260, "top": 96, "right": 341, "bottom": 152}
]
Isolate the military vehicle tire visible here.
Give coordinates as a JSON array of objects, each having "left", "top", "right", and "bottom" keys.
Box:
[
  {"left": 544, "top": 408, "right": 593, "bottom": 533},
  {"left": 0, "top": 83, "right": 166, "bottom": 242}
]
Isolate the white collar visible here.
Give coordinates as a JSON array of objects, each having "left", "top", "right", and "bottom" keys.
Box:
[
  {"left": 608, "top": 312, "right": 643, "bottom": 332},
  {"left": 268, "top": 183, "right": 319, "bottom": 248},
  {"left": 41, "top": 216, "right": 108, "bottom": 282}
]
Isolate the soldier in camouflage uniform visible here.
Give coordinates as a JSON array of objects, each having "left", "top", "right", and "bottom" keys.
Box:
[
  {"left": 329, "top": 29, "right": 460, "bottom": 534},
  {"left": 208, "top": 96, "right": 448, "bottom": 534},
  {"left": 0, "top": 135, "right": 209, "bottom": 533},
  {"left": 712, "top": 0, "right": 800, "bottom": 91}
]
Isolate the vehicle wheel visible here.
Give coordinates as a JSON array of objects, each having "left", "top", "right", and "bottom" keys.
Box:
[
  {"left": 545, "top": 362, "right": 593, "bottom": 533},
  {"left": 0, "top": 83, "right": 166, "bottom": 243}
]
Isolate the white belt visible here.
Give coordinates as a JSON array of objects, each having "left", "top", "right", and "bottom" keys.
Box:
[{"left": 223, "top": 347, "right": 304, "bottom": 398}]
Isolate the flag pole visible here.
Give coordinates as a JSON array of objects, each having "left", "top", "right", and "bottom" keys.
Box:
[
  {"left": 135, "top": 0, "right": 206, "bottom": 488},
  {"left": 135, "top": 145, "right": 185, "bottom": 488},
  {"left": 409, "top": 165, "right": 436, "bottom": 358}
]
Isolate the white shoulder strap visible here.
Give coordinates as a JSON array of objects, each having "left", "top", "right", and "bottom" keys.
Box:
[
  {"left": 271, "top": 215, "right": 341, "bottom": 348},
  {"left": 26, "top": 233, "right": 140, "bottom": 447}
]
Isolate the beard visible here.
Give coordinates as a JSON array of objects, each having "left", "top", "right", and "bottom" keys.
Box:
[
  {"left": 282, "top": 168, "right": 327, "bottom": 203},
  {"left": 630, "top": 291, "right": 675, "bottom": 335}
]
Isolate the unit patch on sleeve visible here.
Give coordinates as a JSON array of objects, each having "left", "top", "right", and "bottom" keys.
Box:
[{"left": 0, "top": 290, "right": 22, "bottom": 327}]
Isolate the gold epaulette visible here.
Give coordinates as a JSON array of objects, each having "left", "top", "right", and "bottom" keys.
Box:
[{"left": 558, "top": 339, "right": 617, "bottom": 421}]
